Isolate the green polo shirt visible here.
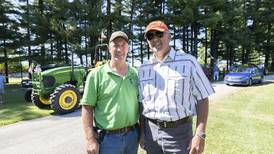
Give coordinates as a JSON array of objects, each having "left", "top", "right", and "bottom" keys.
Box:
[{"left": 80, "top": 63, "right": 139, "bottom": 130}]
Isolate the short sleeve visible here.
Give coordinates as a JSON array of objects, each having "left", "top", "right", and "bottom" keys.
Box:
[
  {"left": 191, "top": 59, "right": 214, "bottom": 101},
  {"left": 80, "top": 71, "right": 98, "bottom": 106}
]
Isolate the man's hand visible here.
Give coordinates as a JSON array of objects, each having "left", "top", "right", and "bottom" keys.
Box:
[
  {"left": 86, "top": 138, "right": 99, "bottom": 154},
  {"left": 139, "top": 108, "right": 145, "bottom": 149},
  {"left": 188, "top": 98, "right": 208, "bottom": 154},
  {"left": 188, "top": 135, "right": 205, "bottom": 154}
]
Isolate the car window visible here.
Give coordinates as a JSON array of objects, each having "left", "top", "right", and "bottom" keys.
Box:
[{"left": 235, "top": 67, "right": 250, "bottom": 73}]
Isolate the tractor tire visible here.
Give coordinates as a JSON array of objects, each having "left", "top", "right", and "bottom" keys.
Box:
[
  {"left": 32, "top": 94, "right": 50, "bottom": 109},
  {"left": 24, "top": 89, "right": 32, "bottom": 102},
  {"left": 50, "top": 84, "right": 81, "bottom": 115}
]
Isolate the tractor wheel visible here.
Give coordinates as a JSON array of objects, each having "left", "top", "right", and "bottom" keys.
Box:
[
  {"left": 32, "top": 94, "right": 50, "bottom": 108},
  {"left": 24, "top": 89, "right": 32, "bottom": 102},
  {"left": 50, "top": 84, "right": 80, "bottom": 115}
]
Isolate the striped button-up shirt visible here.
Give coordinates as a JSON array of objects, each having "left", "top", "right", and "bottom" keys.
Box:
[{"left": 138, "top": 48, "right": 214, "bottom": 121}]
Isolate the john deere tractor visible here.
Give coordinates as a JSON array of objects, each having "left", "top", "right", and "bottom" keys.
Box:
[
  {"left": 29, "top": 44, "right": 108, "bottom": 114},
  {"left": 31, "top": 64, "right": 86, "bottom": 114}
]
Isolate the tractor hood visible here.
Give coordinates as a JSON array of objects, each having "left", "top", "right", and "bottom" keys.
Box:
[{"left": 41, "top": 66, "right": 85, "bottom": 76}]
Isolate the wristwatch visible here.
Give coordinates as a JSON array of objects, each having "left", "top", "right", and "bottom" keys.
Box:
[{"left": 196, "top": 132, "right": 206, "bottom": 140}]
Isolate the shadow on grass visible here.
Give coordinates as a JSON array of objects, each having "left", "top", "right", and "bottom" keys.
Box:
[
  {"left": 0, "top": 84, "right": 53, "bottom": 126},
  {"left": 0, "top": 103, "right": 54, "bottom": 126},
  {"left": 2, "top": 82, "right": 83, "bottom": 126}
]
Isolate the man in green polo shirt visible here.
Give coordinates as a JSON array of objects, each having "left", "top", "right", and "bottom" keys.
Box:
[{"left": 81, "top": 31, "right": 139, "bottom": 154}]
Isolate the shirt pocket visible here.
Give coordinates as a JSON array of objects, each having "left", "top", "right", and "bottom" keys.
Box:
[
  {"left": 139, "top": 77, "right": 155, "bottom": 101},
  {"left": 167, "top": 75, "right": 190, "bottom": 97}
]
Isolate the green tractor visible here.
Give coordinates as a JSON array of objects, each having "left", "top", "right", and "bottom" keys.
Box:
[
  {"left": 28, "top": 44, "right": 109, "bottom": 114},
  {"left": 31, "top": 64, "right": 86, "bottom": 114}
]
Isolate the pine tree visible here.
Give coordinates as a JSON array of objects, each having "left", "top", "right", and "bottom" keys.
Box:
[{"left": 0, "top": 0, "right": 21, "bottom": 82}]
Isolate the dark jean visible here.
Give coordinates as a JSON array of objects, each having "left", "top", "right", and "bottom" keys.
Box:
[
  {"left": 99, "top": 127, "right": 139, "bottom": 154},
  {"left": 144, "top": 119, "right": 193, "bottom": 154}
]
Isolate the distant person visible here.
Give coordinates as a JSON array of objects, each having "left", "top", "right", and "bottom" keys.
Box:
[
  {"left": 28, "top": 64, "right": 33, "bottom": 74},
  {"left": 221, "top": 67, "right": 226, "bottom": 79},
  {"left": 202, "top": 65, "right": 211, "bottom": 80},
  {"left": 34, "top": 64, "right": 42, "bottom": 73},
  {"left": 213, "top": 64, "right": 219, "bottom": 81},
  {"left": 0, "top": 73, "right": 5, "bottom": 104},
  {"left": 230, "top": 65, "right": 236, "bottom": 72},
  {"left": 258, "top": 64, "right": 265, "bottom": 75},
  {"left": 28, "top": 63, "right": 36, "bottom": 79}
]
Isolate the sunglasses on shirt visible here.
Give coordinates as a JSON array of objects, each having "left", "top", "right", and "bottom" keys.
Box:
[{"left": 145, "top": 31, "right": 164, "bottom": 41}]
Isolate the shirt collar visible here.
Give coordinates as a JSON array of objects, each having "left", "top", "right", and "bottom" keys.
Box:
[
  {"left": 104, "top": 61, "right": 113, "bottom": 73},
  {"left": 149, "top": 47, "right": 176, "bottom": 64},
  {"left": 104, "top": 61, "right": 133, "bottom": 77}
]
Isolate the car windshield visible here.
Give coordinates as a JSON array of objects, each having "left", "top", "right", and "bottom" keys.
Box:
[{"left": 234, "top": 67, "right": 252, "bottom": 73}]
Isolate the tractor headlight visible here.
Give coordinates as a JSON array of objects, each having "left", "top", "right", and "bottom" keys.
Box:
[{"left": 42, "top": 76, "right": 55, "bottom": 87}]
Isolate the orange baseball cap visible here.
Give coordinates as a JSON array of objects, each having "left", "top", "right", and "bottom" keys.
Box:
[{"left": 145, "top": 20, "right": 169, "bottom": 34}]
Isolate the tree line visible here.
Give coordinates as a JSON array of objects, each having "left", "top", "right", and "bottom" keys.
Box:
[{"left": 0, "top": 0, "right": 273, "bottom": 82}]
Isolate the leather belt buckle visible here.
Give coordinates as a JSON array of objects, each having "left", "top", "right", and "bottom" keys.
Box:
[{"left": 148, "top": 117, "right": 192, "bottom": 128}]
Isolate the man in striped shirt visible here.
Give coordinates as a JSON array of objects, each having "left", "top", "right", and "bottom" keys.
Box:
[{"left": 139, "top": 20, "right": 215, "bottom": 154}]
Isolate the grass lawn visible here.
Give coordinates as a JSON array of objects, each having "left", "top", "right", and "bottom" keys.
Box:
[
  {"left": 0, "top": 79, "right": 53, "bottom": 126},
  {"left": 206, "top": 83, "right": 274, "bottom": 153}
]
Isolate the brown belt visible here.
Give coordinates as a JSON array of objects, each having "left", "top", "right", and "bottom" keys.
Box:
[
  {"left": 105, "top": 123, "right": 138, "bottom": 134},
  {"left": 147, "top": 116, "right": 192, "bottom": 128}
]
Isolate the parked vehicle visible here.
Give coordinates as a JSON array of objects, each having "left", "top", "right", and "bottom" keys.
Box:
[
  {"left": 31, "top": 65, "right": 86, "bottom": 114},
  {"left": 23, "top": 64, "right": 70, "bottom": 104},
  {"left": 224, "top": 64, "right": 263, "bottom": 86},
  {"left": 25, "top": 44, "right": 108, "bottom": 114}
]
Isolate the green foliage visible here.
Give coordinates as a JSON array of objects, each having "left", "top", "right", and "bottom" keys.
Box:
[
  {"left": 1, "top": 0, "right": 273, "bottom": 71},
  {"left": 0, "top": 62, "right": 27, "bottom": 73},
  {"left": 0, "top": 63, "right": 4, "bottom": 72},
  {"left": 248, "top": 49, "right": 261, "bottom": 65}
]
